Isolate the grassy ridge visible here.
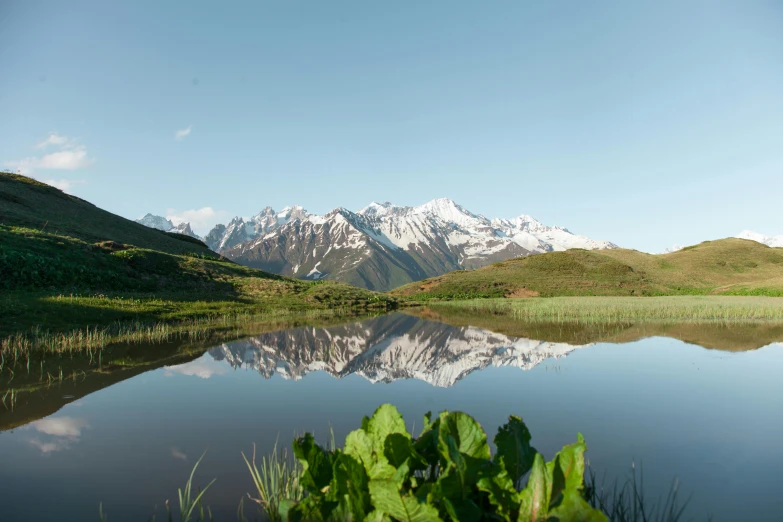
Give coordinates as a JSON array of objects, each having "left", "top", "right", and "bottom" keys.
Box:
[
  {"left": 0, "top": 172, "right": 215, "bottom": 255},
  {"left": 392, "top": 239, "right": 783, "bottom": 298}
]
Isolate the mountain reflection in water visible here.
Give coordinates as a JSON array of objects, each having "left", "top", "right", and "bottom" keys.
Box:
[{"left": 205, "top": 313, "right": 590, "bottom": 387}]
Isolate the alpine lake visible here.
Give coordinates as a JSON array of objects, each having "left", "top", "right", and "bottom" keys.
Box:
[{"left": 1, "top": 309, "right": 782, "bottom": 521}]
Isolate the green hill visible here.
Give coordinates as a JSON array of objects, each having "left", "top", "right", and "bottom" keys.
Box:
[
  {"left": 0, "top": 172, "right": 214, "bottom": 255},
  {"left": 392, "top": 239, "right": 783, "bottom": 298},
  {"left": 0, "top": 173, "right": 395, "bottom": 340}
]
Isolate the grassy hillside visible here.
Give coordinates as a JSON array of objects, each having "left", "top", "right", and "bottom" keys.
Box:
[
  {"left": 0, "top": 172, "right": 214, "bottom": 255},
  {"left": 392, "top": 239, "right": 783, "bottom": 298},
  {"left": 0, "top": 174, "right": 396, "bottom": 344}
]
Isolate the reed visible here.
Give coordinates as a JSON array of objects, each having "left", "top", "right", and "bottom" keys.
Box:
[
  {"left": 242, "top": 442, "right": 304, "bottom": 522},
  {"left": 433, "top": 296, "right": 783, "bottom": 324}
]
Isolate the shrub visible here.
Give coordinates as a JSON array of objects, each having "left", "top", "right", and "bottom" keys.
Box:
[{"left": 279, "top": 404, "right": 606, "bottom": 521}]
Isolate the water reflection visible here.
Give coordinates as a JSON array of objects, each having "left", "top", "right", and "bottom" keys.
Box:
[
  {"left": 3, "top": 311, "right": 783, "bottom": 432},
  {"left": 27, "top": 416, "right": 88, "bottom": 454},
  {"left": 208, "top": 313, "right": 592, "bottom": 387},
  {"left": 1, "top": 311, "right": 782, "bottom": 521}
]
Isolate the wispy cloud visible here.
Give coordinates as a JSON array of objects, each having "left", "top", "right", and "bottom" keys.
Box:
[
  {"left": 31, "top": 416, "right": 88, "bottom": 437},
  {"left": 43, "top": 178, "right": 87, "bottom": 193},
  {"left": 27, "top": 416, "right": 89, "bottom": 455},
  {"left": 174, "top": 125, "right": 192, "bottom": 141},
  {"left": 36, "top": 133, "right": 71, "bottom": 149},
  {"left": 6, "top": 135, "right": 92, "bottom": 174},
  {"left": 166, "top": 207, "right": 229, "bottom": 235},
  {"left": 4, "top": 134, "right": 93, "bottom": 194}
]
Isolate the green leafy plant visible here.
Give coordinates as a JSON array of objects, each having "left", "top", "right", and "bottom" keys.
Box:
[{"left": 280, "top": 404, "right": 607, "bottom": 521}]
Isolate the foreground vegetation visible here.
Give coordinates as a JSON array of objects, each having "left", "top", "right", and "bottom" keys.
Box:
[
  {"left": 100, "top": 405, "right": 694, "bottom": 522},
  {"left": 393, "top": 239, "right": 783, "bottom": 299}
]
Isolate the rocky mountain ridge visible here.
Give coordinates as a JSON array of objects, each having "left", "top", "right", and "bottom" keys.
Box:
[{"left": 206, "top": 198, "right": 616, "bottom": 290}]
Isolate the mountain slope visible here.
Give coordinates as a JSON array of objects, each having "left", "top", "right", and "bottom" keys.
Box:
[
  {"left": 0, "top": 174, "right": 396, "bottom": 338},
  {"left": 393, "top": 238, "right": 783, "bottom": 298},
  {"left": 1, "top": 173, "right": 213, "bottom": 256},
  {"left": 198, "top": 198, "right": 615, "bottom": 291}
]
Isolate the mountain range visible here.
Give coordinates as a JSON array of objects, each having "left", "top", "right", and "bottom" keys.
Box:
[
  {"left": 205, "top": 313, "right": 588, "bottom": 388},
  {"left": 137, "top": 199, "right": 616, "bottom": 291}
]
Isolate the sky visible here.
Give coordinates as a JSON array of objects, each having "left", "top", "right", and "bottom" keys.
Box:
[{"left": 1, "top": 1, "right": 782, "bottom": 253}]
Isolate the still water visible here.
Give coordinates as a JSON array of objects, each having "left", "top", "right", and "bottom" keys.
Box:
[{"left": 1, "top": 312, "right": 782, "bottom": 521}]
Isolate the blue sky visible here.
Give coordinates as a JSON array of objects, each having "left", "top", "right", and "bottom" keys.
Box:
[{"left": 1, "top": 1, "right": 781, "bottom": 252}]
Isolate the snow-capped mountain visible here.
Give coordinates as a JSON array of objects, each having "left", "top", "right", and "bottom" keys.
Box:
[
  {"left": 136, "top": 213, "right": 174, "bottom": 231},
  {"left": 661, "top": 244, "right": 684, "bottom": 254},
  {"left": 736, "top": 231, "right": 783, "bottom": 248},
  {"left": 203, "top": 198, "right": 616, "bottom": 291},
  {"left": 203, "top": 206, "right": 308, "bottom": 251},
  {"left": 207, "top": 313, "right": 589, "bottom": 388},
  {"left": 135, "top": 213, "right": 202, "bottom": 239}
]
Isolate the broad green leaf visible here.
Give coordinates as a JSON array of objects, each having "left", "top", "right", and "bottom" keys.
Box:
[
  {"left": 517, "top": 453, "right": 550, "bottom": 522},
  {"left": 364, "top": 510, "right": 393, "bottom": 522},
  {"left": 437, "top": 412, "right": 491, "bottom": 462},
  {"left": 547, "top": 488, "right": 608, "bottom": 522},
  {"left": 278, "top": 498, "right": 296, "bottom": 522},
  {"left": 477, "top": 468, "right": 520, "bottom": 521},
  {"left": 435, "top": 435, "right": 487, "bottom": 500},
  {"left": 287, "top": 496, "right": 332, "bottom": 522},
  {"left": 345, "top": 429, "right": 375, "bottom": 471},
  {"left": 494, "top": 416, "right": 537, "bottom": 485},
  {"left": 345, "top": 427, "right": 397, "bottom": 480},
  {"left": 385, "top": 433, "right": 426, "bottom": 472},
  {"left": 420, "top": 411, "right": 434, "bottom": 436},
  {"left": 413, "top": 417, "right": 441, "bottom": 465},
  {"left": 292, "top": 433, "right": 333, "bottom": 495},
  {"left": 368, "top": 479, "right": 443, "bottom": 522},
  {"left": 332, "top": 451, "right": 371, "bottom": 521},
  {"left": 442, "top": 497, "right": 482, "bottom": 522},
  {"left": 548, "top": 434, "right": 587, "bottom": 504},
  {"left": 367, "top": 404, "right": 411, "bottom": 448}
]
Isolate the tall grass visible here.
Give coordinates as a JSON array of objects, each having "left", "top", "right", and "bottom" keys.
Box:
[
  {"left": 242, "top": 442, "right": 304, "bottom": 522},
  {"left": 0, "top": 308, "right": 359, "bottom": 363},
  {"left": 585, "top": 463, "right": 696, "bottom": 522},
  {"left": 434, "top": 296, "right": 783, "bottom": 324}
]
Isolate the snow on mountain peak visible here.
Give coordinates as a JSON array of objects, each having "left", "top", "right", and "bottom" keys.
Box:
[
  {"left": 358, "top": 201, "right": 397, "bottom": 217},
  {"left": 736, "top": 230, "right": 783, "bottom": 247}
]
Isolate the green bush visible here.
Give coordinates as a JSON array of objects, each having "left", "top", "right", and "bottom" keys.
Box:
[{"left": 280, "top": 404, "right": 606, "bottom": 521}]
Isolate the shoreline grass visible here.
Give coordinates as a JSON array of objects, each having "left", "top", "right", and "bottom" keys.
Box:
[
  {"left": 0, "top": 306, "right": 389, "bottom": 367},
  {"left": 428, "top": 296, "right": 783, "bottom": 324}
]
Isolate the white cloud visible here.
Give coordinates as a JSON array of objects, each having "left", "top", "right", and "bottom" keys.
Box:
[
  {"left": 175, "top": 125, "right": 192, "bottom": 141},
  {"left": 4, "top": 134, "right": 93, "bottom": 175},
  {"left": 36, "top": 133, "right": 70, "bottom": 148},
  {"left": 166, "top": 207, "right": 229, "bottom": 235},
  {"left": 41, "top": 178, "right": 86, "bottom": 194},
  {"left": 29, "top": 439, "right": 71, "bottom": 454},
  {"left": 27, "top": 416, "right": 89, "bottom": 455},
  {"left": 31, "top": 416, "right": 88, "bottom": 437}
]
